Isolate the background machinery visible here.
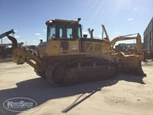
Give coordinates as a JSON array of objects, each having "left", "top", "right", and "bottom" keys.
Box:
[
  {"left": 142, "top": 46, "right": 153, "bottom": 61},
  {"left": 0, "top": 29, "right": 14, "bottom": 58},
  {"left": 110, "top": 33, "right": 142, "bottom": 55},
  {"left": 0, "top": 18, "right": 146, "bottom": 86},
  {"left": 0, "top": 30, "right": 23, "bottom": 59}
]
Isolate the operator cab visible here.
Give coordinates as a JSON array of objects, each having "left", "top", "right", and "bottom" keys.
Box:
[{"left": 46, "top": 18, "right": 82, "bottom": 41}]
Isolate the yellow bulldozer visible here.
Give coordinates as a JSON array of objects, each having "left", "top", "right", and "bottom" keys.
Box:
[{"left": 0, "top": 18, "right": 146, "bottom": 86}]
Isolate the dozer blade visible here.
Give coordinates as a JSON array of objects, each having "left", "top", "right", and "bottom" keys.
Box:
[{"left": 114, "top": 52, "right": 146, "bottom": 76}]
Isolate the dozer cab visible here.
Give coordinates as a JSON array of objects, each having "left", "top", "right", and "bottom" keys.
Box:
[{"left": 0, "top": 18, "right": 146, "bottom": 86}]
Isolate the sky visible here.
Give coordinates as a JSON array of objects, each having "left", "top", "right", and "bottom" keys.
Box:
[{"left": 0, "top": 0, "right": 153, "bottom": 45}]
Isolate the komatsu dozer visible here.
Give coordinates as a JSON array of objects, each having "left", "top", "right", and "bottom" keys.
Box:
[{"left": 1, "top": 18, "right": 146, "bottom": 86}]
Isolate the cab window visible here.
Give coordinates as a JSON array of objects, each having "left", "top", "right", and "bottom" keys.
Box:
[
  {"left": 47, "top": 24, "right": 56, "bottom": 40},
  {"left": 67, "top": 28, "right": 72, "bottom": 38}
]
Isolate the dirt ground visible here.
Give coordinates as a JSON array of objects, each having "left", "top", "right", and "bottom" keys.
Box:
[{"left": 0, "top": 61, "right": 153, "bottom": 115}]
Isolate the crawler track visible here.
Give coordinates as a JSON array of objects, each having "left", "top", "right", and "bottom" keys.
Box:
[{"left": 45, "top": 57, "right": 119, "bottom": 86}]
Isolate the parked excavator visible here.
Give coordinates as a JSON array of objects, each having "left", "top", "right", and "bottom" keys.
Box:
[
  {"left": 0, "top": 18, "right": 146, "bottom": 86},
  {"left": 111, "top": 33, "right": 142, "bottom": 54}
]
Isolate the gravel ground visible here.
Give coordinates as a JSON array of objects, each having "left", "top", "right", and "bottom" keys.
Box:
[{"left": 0, "top": 61, "right": 153, "bottom": 115}]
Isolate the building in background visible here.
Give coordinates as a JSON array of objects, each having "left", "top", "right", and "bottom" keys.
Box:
[{"left": 144, "top": 17, "right": 153, "bottom": 50}]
